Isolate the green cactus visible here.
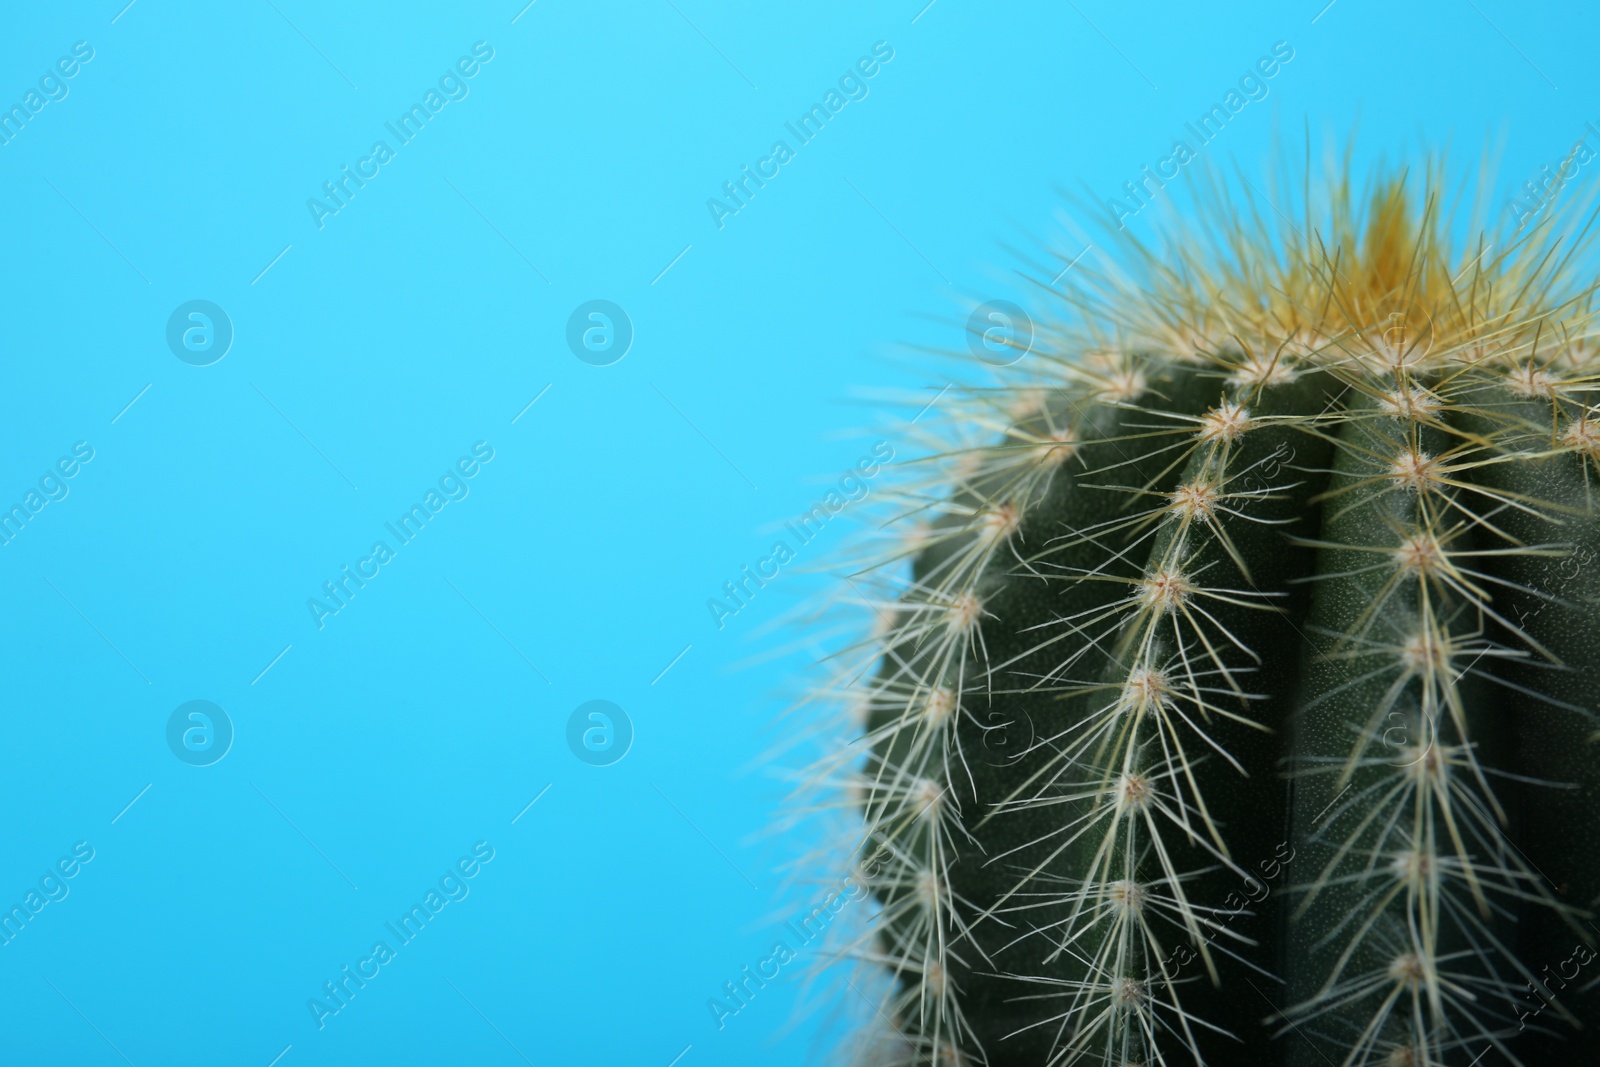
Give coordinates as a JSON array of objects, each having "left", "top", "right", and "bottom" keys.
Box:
[{"left": 827, "top": 164, "right": 1600, "bottom": 1066}]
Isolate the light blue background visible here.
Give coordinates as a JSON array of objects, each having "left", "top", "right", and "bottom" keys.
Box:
[{"left": 0, "top": 1, "right": 1589, "bottom": 1064}]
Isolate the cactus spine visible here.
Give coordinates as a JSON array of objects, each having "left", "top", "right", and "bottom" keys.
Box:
[{"left": 826, "top": 166, "right": 1600, "bottom": 1066}]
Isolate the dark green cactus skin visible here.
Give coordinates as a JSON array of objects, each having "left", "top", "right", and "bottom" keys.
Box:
[
  {"left": 865, "top": 361, "right": 1221, "bottom": 1062},
  {"left": 1461, "top": 389, "right": 1600, "bottom": 1060},
  {"left": 1141, "top": 372, "right": 1336, "bottom": 1066},
  {"left": 1282, "top": 401, "right": 1508, "bottom": 1066},
  {"left": 850, "top": 356, "right": 1600, "bottom": 1067}
]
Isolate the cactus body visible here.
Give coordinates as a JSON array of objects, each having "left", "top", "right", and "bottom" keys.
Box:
[{"left": 830, "top": 170, "right": 1600, "bottom": 1066}]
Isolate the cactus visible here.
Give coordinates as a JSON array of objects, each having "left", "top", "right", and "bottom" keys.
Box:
[{"left": 822, "top": 162, "right": 1600, "bottom": 1066}]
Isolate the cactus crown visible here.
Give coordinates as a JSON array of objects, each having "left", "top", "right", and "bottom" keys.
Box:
[{"left": 817, "top": 157, "right": 1600, "bottom": 1067}]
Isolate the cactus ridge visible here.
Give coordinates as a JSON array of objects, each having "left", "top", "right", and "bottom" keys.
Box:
[{"left": 814, "top": 162, "right": 1600, "bottom": 1067}]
